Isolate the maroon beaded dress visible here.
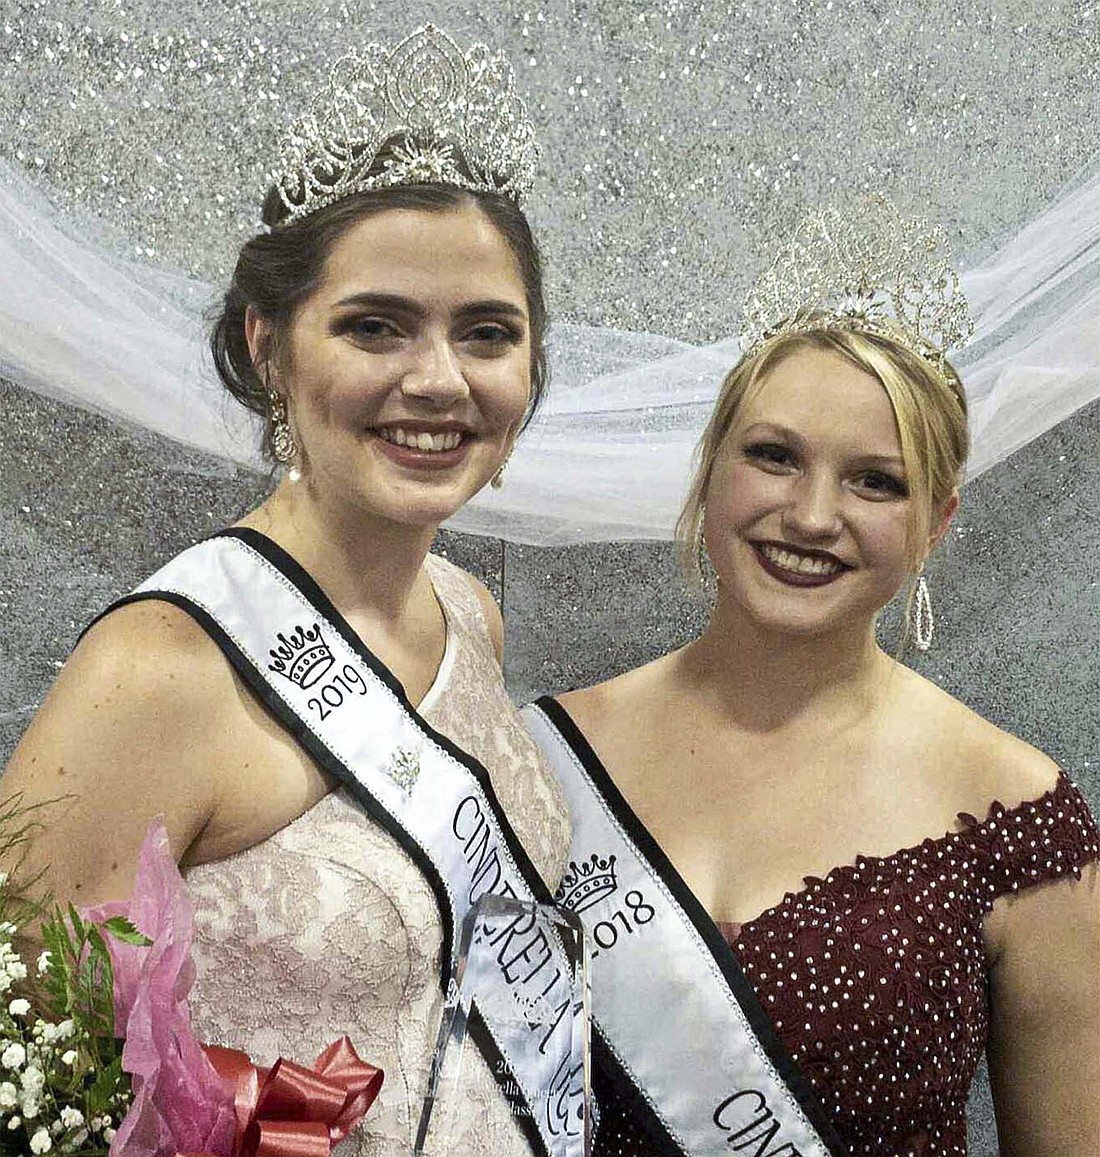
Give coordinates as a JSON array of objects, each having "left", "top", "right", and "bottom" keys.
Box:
[
  {"left": 574, "top": 760, "right": 1099, "bottom": 1156},
  {"left": 709, "top": 773, "right": 1099, "bottom": 1156},
  {"left": 529, "top": 696, "right": 1099, "bottom": 1156}
]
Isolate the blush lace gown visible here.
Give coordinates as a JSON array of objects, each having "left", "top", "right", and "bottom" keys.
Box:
[{"left": 184, "top": 554, "right": 572, "bottom": 1154}]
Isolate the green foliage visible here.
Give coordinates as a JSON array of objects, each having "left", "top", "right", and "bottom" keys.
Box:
[
  {"left": 0, "top": 792, "right": 53, "bottom": 929},
  {"left": 0, "top": 796, "right": 142, "bottom": 1150},
  {"left": 100, "top": 918, "right": 151, "bottom": 948}
]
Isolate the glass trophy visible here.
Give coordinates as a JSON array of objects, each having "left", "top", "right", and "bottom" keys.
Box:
[{"left": 415, "top": 895, "right": 593, "bottom": 1156}]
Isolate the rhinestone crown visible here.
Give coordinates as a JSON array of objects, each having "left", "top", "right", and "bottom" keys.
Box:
[
  {"left": 741, "top": 195, "right": 974, "bottom": 380},
  {"left": 271, "top": 24, "right": 538, "bottom": 225}
]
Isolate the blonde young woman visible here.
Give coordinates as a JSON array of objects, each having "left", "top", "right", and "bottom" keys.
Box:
[
  {"left": 2, "top": 27, "right": 578, "bottom": 1156},
  {"left": 525, "top": 202, "right": 1100, "bottom": 1157}
]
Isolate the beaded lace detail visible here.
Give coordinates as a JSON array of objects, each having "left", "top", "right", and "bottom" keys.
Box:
[
  {"left": 720, "top": 773, "right": 1099, "bottom": 1157},
  {"left": 184, "top": 554, "right": 571, "bottom": 1155}
]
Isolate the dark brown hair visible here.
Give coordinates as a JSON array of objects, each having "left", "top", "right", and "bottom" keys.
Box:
[{"left": 210, "top": 181, "right": 548, "bottom": 458}]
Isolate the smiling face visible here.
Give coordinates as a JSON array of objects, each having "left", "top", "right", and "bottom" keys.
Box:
[
  {"left": 253, "top": 202, "right": 532, "bottom": 532},
  {"left": 703, "top": 345, "right": 932, "bottom": 640}
]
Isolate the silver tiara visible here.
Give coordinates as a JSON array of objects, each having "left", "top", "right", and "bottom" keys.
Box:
[
  {"left": 271, "top": 25, "right": 538, "bottom": 225},
  {"left": 741, "top": 195, "right": 974, "bottom": 379}
]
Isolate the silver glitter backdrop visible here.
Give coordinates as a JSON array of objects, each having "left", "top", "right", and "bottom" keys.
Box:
[
  {"left": 2, "top": 3, "right": 1098, "bottom": 1153},
  {"left": 3, "top": 1, "right": 1100, "bottom": 336}
]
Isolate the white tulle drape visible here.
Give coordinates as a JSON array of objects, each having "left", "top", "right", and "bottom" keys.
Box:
[{"left": 3, "top": 158, "right": 1099, "bottom": 545}]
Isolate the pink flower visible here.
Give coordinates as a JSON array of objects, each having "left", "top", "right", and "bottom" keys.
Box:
[{"left": 84, "top": 820, "right": 237, "bottom": 1157}]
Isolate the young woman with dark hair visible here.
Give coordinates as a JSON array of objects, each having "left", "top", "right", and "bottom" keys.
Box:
[{"left": 2, "top": 27, "right": 572, "bottom": 1155}]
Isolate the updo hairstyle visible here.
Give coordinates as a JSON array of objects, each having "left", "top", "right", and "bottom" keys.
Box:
[
  {"left": 210, "top": 145, "right": 548, "bottom": 461},
  {"left": 677, "top": 324, "right": 969, "bottom": 586}
]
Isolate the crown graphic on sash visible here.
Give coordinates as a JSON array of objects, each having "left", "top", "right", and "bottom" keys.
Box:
[
  {"left": 267, "top": 623, "right": 335, "bottom": 688},
  {"left": 556, "top": 852, "right": 618, "bottom": 914}
]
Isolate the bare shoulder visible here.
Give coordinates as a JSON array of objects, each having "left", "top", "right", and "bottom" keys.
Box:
[
  {"left": 1, "top": 598, "right": 241, "bottom": 902},
  {"left": 557, "top": 653, "right": 677, "bottom": 744},
  {"left": 895, "top": 665, "right": 1062, "bottom": 809},
  {"left": 4, "top": 595, "right": 238, "bottom": 792},
  {"left": 50, "top": 598, "right": 238, "bottom": 727},
  {"left": 86, "top": 594, "right": 221, "bottom": 655}
]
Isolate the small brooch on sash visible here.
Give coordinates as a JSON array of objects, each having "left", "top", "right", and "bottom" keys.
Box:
[{"left": 384, "top": 746, "right": 422, "bottom": 796}]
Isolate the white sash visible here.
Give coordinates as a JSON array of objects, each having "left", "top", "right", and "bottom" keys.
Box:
[
  {"left": 523, "top": 699, "right": 845, "bottom": 1157},
  {"left": 116, "top": 530, "right": 582, "bottom": 1157}
]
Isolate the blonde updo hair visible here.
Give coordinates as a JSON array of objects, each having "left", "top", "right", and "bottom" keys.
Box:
[{"left": 677, "top": 323, "right": 969, "bottom": 586}]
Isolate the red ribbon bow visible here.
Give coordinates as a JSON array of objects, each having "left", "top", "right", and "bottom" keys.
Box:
[{"left": 198, "top": 1036, "right": 384, "bottom": 1157}]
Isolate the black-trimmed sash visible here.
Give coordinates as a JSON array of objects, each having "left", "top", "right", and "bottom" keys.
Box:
[
  {"left": 522, "top": 698, "right": 846, "bottom": 1157},
  {"left": 105, "top": 529, "right": 580, "bottom": 1157}
]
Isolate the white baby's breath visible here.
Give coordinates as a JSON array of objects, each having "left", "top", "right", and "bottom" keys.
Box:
[
  {"left": 0, "top": 812, "right": 165, "bottom": 1153},
  {"left": 21, "top": 1063, "right": 45, "bottom": 1093}
]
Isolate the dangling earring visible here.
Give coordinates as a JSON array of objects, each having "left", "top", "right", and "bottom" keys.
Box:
[
  {"left": 911, "top": 573, "right": 934, "bottom": 651},
  {"left": 267, "top": 382, "right": 299, "bottom": 480},
  {"left": 491, "top": 445, "right": 514, "bottom": 490}
]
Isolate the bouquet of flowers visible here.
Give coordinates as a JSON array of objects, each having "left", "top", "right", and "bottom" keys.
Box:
[{"left": 0, "top": 805, "right": 382, "bottom": 1155}]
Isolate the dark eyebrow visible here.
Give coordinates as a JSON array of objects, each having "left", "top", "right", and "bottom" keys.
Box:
[
  {"left": 331, "top": 292, "right": 424, "bottom": 315},
  {"left": 331, "top": 291, "right": 527, "bottom": 322},
  {"left": 456, "top": 300, "right": 528, "bottom": 323}
]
